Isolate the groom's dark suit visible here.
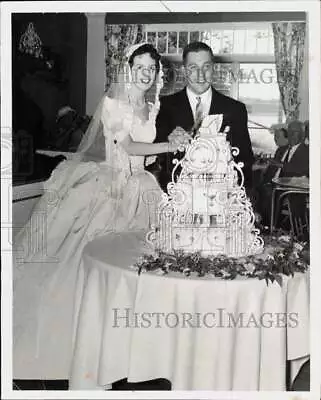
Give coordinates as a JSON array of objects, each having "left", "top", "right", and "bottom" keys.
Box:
[{"left": 154, "top": 87, "right": 254, "bottom": 192}]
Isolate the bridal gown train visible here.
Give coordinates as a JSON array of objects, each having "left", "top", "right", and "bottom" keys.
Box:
[{"left": 13, "top": 97, "right": 163, "bottom": 379}]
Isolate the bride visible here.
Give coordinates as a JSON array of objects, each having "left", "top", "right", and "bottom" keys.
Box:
[{"left": 13, "top": 43, "right": 179, "bottom": 380}]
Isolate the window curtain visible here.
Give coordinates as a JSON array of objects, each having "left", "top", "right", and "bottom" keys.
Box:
[
  {"left": 298, "top": 23, "right": 309, "bottom": 121},
  {"left": 272, "top": 22, "right": 306, "bottom": 122},
  {"left": 104, "top": 24, "right": 144, "bottom": 90}
]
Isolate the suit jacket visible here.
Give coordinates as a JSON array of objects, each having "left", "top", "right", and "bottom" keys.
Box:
[
  {"left": 263, "top": 143, "right": 309, "bottom": 184},
  {"left": 155, "top": 87, "right": 254, "bottom": 192}
]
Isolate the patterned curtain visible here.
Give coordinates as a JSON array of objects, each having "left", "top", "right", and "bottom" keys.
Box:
[
  {"left": 272, "top": 22, "right": 306, "bottom": 122},
  {"left": 104, "top": 23, "right": 144, "bottom": 90}
]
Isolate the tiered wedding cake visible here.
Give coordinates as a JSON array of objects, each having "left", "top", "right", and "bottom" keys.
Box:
[{"left": 147, "top": 114, "right": 264, "bottom": 257}]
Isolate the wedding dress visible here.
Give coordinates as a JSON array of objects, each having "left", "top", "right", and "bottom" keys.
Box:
[{"left": 13, "top": 43, "right": 164, "bottom": 379}]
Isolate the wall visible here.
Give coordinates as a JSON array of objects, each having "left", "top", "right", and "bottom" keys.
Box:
[
  {"left": 68, "top": 14, "right": 88, "bottom": 116},
  {"left": 12, "top": 13, "right": 88, "bottom": 184},
  {"left": 12, "top": 13, "right": 87, "bottom": 134},
  {"left": 85, "top": 14, "right": 106, "bottom": 115},
  {"left": 105, "top": 12, "right": 305, "bottom": 24}
]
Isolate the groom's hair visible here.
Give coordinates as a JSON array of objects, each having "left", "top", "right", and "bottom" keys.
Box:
[{"left": 182, "top": 42, "right": 215, "bottom": 64}]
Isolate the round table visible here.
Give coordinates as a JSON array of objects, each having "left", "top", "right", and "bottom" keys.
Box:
[
  {"left": 70, "top": 231, "right": 309, "bottom": 391},
  {"left": 272, "top": 177, "right": 309, "bottom": 190}
]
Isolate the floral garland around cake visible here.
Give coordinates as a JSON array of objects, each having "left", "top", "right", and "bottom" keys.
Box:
[{"left": 134, "top": 230, "right": 309, "bottom": 286}]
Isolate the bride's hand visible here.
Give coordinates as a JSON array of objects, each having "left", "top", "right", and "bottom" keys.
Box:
[
  {"left": 169, "top": 127, "right": 192, "bottom": 146},
  {"left": 167, "top": 142, "right": 182, "bottom": 153}
]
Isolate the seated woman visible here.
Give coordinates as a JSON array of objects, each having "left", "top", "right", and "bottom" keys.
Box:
[{"left": 13, "top": 43, "right": 180, "bottom": 380}]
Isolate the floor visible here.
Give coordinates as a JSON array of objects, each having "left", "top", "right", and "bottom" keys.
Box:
[
  {"left": 12, "top": 360, "right": 310, "bottom": 391},
  {"left": 12, "top": 378, "right": 171, "bottom": 391}
]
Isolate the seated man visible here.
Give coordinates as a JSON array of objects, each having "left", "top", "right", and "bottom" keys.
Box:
[
  {"left": 258, "top": 120, "right": 309, "bottom": 231},
  {"left": 274, "top": 126, "right": 288, "bottom": 147}
]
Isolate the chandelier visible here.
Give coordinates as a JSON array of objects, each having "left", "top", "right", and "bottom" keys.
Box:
[{"left": 19, "top": 22, "right": 43, "bottom": 58}]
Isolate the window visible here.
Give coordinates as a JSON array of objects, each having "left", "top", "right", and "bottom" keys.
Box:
[
  {"left": 238, "top": 63, "right": 283, "bottom": 154},
  {"left": 145, "top": 22, "right": 284, "bottom": 155},
  {"left": 145, "top": 24, "right": 275, "bottom": 56}
]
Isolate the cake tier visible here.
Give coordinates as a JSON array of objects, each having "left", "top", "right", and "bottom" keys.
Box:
[{"left": 155, "top": 210, "right": 261, "bottom": 258}]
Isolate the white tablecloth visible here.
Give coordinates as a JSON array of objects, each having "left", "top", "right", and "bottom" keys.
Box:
[{"left": 70, "top": 231, "right": 309, "bottom": 391}]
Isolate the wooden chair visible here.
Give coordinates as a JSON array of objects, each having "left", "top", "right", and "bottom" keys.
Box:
[{"left": 280, "top": 192, "right": 309, "bottom": 240}]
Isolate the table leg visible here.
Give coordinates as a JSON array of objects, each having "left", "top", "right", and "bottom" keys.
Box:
[
  {"left": 286, "top": 198, "right": 296, "bottom": 237},
  {"left": 270, "top": 187, "right": 276, "bottom": 234}
]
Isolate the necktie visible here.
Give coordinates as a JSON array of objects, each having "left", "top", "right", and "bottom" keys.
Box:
[
  {"left": 283, "top": 146, "right": 291, "bottom": 164},
  {"left": 193, "top": 96, "right": 203, "bottom": 132},
  {"left": 279, "top": 147, "right": 291, "bottom": 177}
]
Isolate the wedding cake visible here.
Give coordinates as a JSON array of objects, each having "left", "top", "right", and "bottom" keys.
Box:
[{"left": 146, "top": 114, "right": 264, "bottom": 258}]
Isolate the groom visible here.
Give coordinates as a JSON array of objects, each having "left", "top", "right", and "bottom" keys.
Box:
[{"left": 154, "top": 41, "right": 254, "bottom": 193}]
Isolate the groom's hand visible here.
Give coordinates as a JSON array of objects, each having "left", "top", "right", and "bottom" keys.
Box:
[{"left": 168, "top": 127, "right": 192, "bottom": 149}]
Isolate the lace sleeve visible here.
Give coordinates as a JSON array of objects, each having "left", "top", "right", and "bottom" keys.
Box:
[{"left": 101, "top": 97, "right": 132, "bottom": 143}]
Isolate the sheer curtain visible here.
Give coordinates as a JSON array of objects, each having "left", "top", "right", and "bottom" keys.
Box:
[
  {"left": 298, "top": 23, "right": 309, "bottom": 121},
  {"left": 272, "top": 22, "right": 306, "bottom": 122},
  {"left": 104, "top": 23, "right": 144, "bottom": 90}
]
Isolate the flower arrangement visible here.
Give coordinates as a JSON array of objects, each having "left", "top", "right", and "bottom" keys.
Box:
[{"left": 134, "top": 230, "right": 309, "bottom": 286}]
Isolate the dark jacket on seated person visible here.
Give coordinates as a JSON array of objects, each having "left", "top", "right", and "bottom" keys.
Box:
[
  {"left": 263, "top": 143, "right": 309, "bottom": 184},
  {"left": 259, "top": 142, "right": 309, "bottom": 233}
]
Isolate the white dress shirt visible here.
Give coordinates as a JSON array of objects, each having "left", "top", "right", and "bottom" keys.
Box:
[{"left": 186, "top": 86, "right": 212, "bottom": 121}]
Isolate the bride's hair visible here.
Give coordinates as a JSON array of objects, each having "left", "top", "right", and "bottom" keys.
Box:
[{"left": 128, "top": 43, "right": 161, "bottom": 73}]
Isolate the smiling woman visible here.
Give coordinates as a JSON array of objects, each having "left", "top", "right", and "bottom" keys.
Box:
[{"left": 126, "top": 43, "right": 161, "bottom": 115}]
